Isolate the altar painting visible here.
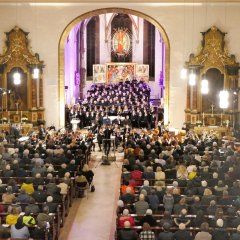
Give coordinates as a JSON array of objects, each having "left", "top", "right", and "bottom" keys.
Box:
[
  {"left": 136, "top": 64, "right": 149, "bottom": 81},
  {"left": 107, "top": 63, "right": 135, "bottom": 83},
  {"left": 93, "top": 64, "right": 107, "bottom": 83}
]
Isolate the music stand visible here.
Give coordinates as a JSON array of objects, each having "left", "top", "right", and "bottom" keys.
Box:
[{"left": 95, "top": 137, "right": 118, "bottom": 168}]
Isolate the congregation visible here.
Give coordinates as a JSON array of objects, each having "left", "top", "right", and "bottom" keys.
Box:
[
  {"left": 0, "top": 127, "right": 93, "bottom": 239},
  {"left": 117, "top": 130, "right": 240, "bottom": 240}
]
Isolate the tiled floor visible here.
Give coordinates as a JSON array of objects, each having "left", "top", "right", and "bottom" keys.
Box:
[{"left": 59, "top": 151, "right": 123, "bottom": 240}]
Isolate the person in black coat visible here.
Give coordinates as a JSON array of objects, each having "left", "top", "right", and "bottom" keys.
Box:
[
  {"left": 139, "top": 209, "right": 157, "bottom": 226},
  {"left": 173, "top": 223, "right": 191, "bottom": 240},
  {"left": 212, "top": 219, "right": 229, "bottom": 240},
  {"left": 158, "top": 222, "right": 174, "bottom": 240},
  {"left": 117, "top": 221, "right": 138, "bottom": 240},
  {"left": 103, "top": 125, "right": 113, "bottom": 156}
]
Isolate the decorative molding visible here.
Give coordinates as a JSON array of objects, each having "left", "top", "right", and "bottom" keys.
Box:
[{"left": 186, "top": 26, "right": 239, "bottom": 75}]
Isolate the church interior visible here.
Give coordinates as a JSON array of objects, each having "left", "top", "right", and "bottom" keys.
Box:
[{"left": 0, "top": 1, "right": 240, "bottom": 240}]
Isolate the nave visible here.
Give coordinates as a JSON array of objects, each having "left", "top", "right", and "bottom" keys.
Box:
[{"left": 59, "top": 153, "right": 123, "bottom": 240}]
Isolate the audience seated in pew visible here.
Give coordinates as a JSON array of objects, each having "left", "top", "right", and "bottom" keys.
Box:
[{"left": 116, "top": 127, "right": 240, "bottom": 239}]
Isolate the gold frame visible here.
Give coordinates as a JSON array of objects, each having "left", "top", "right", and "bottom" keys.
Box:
[
  {"left": 58, "top": 7, "right": 170, "bottom": 127},
  {"left": 185, "top": 26, "right": 239, "bottom": 126},
  {"left": 0, "top": 26, "right": 45, "bottom": 123},
  {"left": 106, "top": 62, "right": 136, "bottom": 83}
]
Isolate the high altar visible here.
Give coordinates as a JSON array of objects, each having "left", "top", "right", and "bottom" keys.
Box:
[
  {"left": 0, "top": 27, "right": 45, "bottom": 127},
  {"left": 184, "top": 26, "right": 239, "bottom": 135},
  {"left": 93, "top": 63, "right": 149, "bottom": 83}
]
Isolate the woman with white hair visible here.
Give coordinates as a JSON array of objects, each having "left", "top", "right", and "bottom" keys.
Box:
[
  {"left": 212, "top": 219, "right": 228, "bottom": 240},
  {"left": 118, "top": 209, "right": 135, "bottom": 227}
]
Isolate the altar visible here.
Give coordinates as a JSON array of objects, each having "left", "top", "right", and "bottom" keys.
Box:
[
  {"left": 194, "top": 126, "right": 232, "bottom": 138},
  {"left": 93, "top": 62, "right": 149, "bottom": 83}
]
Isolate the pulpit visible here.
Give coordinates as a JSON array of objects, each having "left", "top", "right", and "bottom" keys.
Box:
[{"left": 71, "top": 119, "right": 80, "bottom": 132}]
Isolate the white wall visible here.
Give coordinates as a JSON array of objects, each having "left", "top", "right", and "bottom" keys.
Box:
[
  {"left": 99, "top": 14, "right": 111, "bottom": 64},
  {"left": 0, "top": 2, "right": 239, "bottom": 129},
  {"left": 132, "top": 17, "right": 143, "bottom": 64},
  {"left": 64, "top": 25, "right": 78, "bottom": 105}
]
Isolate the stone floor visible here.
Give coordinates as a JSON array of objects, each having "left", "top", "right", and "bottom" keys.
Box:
[{"left": 59, "top": 150, "right": 123, "bottom": 240}]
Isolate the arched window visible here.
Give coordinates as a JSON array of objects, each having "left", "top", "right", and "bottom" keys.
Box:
[
  {"left": 143, "top": 20, "right": 155, "bottom": 80},
  {"left": 87, "top": 16, "right": 100, "bottom": 77}
]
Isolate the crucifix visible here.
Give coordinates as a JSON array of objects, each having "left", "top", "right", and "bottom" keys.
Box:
[{"left": 211, "top": 104, "right": 215, "bottom": 117}]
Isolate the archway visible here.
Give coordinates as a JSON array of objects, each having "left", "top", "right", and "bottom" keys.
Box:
[{"left": 58, "top": 7, "right": 170, "bottom": 127}]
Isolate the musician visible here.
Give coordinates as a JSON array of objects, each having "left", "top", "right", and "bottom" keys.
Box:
[
  {"left": 84, "top": 112, "right": 92, "bottom": 127},
  {"left": 86, "top": 130, "right": 95, "bottom": 151},
  {"left": 103, "top": 125, "right": 113, "bottom": 156},
  {"left": 76, "top": 109, "right": 85, "bottom": 129},
  {"left": 10, "top": 124, "right": 21, "bottom": 141},
  {"left": 112, "top": 115, "right": 123, "bottom": 126},
  {"left": 130, "top": 110, "right": 138, "bottom": 128},
  {"left": 38, "top": 124, "right": 46, "bottom": 140},
  {"left": 97, "top": 128, "right": 104, "bottom": 151},
  {"left": 122, "top": 115, "right": 131, "bottom": 127}
]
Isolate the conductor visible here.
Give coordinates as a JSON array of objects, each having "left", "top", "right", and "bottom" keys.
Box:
[{"left": 103, "top": 125, "right": 112, "bottom": 157}]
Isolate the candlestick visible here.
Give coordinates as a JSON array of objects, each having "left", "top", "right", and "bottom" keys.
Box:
[
  {"left": 220, "top": 112, "right": 222, "bottom": 127},
  {"left": 20, "top": 111, "right": 22, "bottom": 123},
  {"left": 202, "top": 112, "right": 205, "bottom": 126}
]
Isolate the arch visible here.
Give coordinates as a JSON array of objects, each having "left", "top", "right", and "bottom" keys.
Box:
[{"left": 58, "top": 7, "right": 170, "bottom": 127}]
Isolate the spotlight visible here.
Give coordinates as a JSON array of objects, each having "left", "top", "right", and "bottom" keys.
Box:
[
  {"left": 219, "top": 90, "right": 229, "bottom": 109},
  {"left": 13, "top": 72, "right": 21, "bottom": 85},
  {"left": 189, "top": 72, "right": 196, "bottom": 86},
  {"left": 33, "top": 67, "right": 40, "bottom": 79}
]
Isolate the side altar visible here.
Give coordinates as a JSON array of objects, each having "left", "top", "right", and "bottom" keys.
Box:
[
  {"left": 0, "top": 27, "right": 45, "bottom": 126},
  {"left": 184, "top": 26, "right": 240, "bottom": 130},
  {"left": 194, "top": 126, "right": 232, "bottom": 138}
]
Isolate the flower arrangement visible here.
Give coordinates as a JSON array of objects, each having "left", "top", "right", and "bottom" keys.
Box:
[
  {"left": 21, "top": 117, "right": 28, "bottom": 122},
  {"left": 1, "top": 117, "right": 7, "bottom": 122}
]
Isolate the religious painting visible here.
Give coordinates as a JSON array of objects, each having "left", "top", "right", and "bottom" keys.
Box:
[
  {"left": 93, "top": 64, "right": 107, "bottom": 83},
  {"left": 107, "top": 63, "right": 135, "bottom": 83},
  {"left": 111, "top": 28, "right": 132, "bottom": 62},
  {"left": 7, "top": 68, "right": 28, "bottom": 111},
  {"left": 136, "top": 64, "right": 149, "bottom": 82}
]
